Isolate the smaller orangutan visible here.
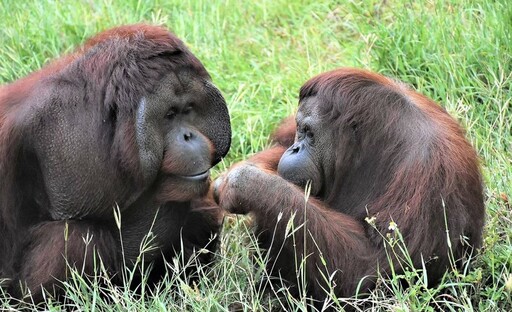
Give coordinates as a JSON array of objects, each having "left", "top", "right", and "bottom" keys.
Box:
[{"left": 214, "top": 68, "right": 484, "bottom": 307}]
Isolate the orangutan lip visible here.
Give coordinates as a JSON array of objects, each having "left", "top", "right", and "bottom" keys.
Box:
[{"left": 178, "top": 170, "right": 210, "bottom": 181}]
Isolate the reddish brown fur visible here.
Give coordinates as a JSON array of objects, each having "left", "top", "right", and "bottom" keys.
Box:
[
  {"left": 16, "top": 221, "right": 119, "bottom": 297},
  {"left": 0, "top": 24, "right": 226, "bottom": 302},
  {"left": 216, "top": 68, "right": 484, "bottom": 308}
]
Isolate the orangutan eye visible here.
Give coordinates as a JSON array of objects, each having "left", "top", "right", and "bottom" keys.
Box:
[
  {"left": 166, "top": 108, "right": 177, "bottom": 119},
  {"left": 183, "top": 104, "right": 194, "bottom": 115},
  {"left": 303, "top": 125, "right": 313, "bottom": 138}
]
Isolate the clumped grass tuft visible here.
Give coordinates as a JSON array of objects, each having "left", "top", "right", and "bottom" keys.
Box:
[{"left": 1, "top": 0, "right": 510, "bottom": 310}]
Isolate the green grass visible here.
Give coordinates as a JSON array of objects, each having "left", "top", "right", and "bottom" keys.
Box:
[{"left": 1, "top": 0, "right": 511, "bottom": 310}]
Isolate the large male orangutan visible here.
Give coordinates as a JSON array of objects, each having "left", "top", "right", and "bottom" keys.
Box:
[
  {"left": 215, "top": 68, "right": 484, "bottom": 308},
  {"left": 0, "top": 24, "right": 231, "bottom": 301}
]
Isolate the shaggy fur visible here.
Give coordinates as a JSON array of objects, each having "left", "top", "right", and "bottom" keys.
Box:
[
  {"left": 0, "top": 24, "right": 230, "bottom": 301},
  {"left": 215, "top": 68, "right": 484, "bottom": 308}
]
